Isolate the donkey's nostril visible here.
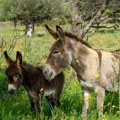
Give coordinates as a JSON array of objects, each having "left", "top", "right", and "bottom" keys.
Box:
[
  {"left": 49, "top": 72, "right": 53, "bottom": 77},
  {"left": 43, "top": 64, "right": 55, "bottom": 80},
  {"left": 44, "top": 71, "right": 47, "bottom": 75},
  {"left": 9, "top": 89, "right": 15, "bottom": 94},
  {"left": 43, "top": 65, "right": 48, "bottom": 75}
]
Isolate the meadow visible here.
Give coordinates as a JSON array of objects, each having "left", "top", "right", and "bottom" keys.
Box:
[{"left": 0, "top": 23, "right": 120, "bottom": 120}]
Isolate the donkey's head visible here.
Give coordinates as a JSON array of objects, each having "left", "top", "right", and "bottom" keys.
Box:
[
  {"left": 4, "top": 51, "right": 23, "bottom": 94},
  {"left": 43, "top": 25, "right": 72, "bottom": 81}
]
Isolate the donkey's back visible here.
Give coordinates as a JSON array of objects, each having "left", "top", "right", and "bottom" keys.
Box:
[{"left": 100, "top": 51, "right": 120, "bottom": 92}]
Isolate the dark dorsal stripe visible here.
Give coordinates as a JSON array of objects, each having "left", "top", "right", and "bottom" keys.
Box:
[{"left": 95, "top": 49, "right": 102, "bottom": 68}]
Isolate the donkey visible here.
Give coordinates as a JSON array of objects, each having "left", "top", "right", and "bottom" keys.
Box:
[
  {"left": 4, "top": 51, "right": 64, "bottom": 113},
  {"left": 43, "top": 25, "right": 120, "bottom": 120}
]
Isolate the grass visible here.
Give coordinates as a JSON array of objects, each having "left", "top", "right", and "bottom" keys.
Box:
[
  {"left": 88, "top": 29, "right": 120, "bottom": 51},
  {"left": 0, "top": 23, "right": 120, "bottom": 120}
]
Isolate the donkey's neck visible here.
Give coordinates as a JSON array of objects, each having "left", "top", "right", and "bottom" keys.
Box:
[
  {"left": 21, "top": 62, "right": 43, "bottom": 89},
  {"left": 68, "top": 40, "right": 99, "bottom": 79},
  {"left": 21, "top": 62, "right": 37, "bottom": 78}
]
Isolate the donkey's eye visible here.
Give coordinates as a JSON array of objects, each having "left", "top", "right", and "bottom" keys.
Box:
[
  {"left": 14, "top": 74, "right": 19, "bottom": 80},
  {"left": 52, "top": 50, "right": 60, "bottom": 55}
]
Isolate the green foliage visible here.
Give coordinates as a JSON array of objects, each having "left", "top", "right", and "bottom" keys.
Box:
[
  {"left": 61, "top": 1, "right": 71, "bottom": 20},
  {"left": 104, "top": 9, "right": 114, "bottom": 15},
  {"left": 77, "top": 0, "right": 120, "bottom": 20},
  {"left": 104, "top": 8, "right": 120, "bottom": 17},
  {"left": 1, "top": 0, "right": 62, "bottom": 22},
  {"left": 0, "top": 0, "right": 6, "bottom": 21},
  {"left": 77, "top": 0, "right": 104, "bottom": 20}
]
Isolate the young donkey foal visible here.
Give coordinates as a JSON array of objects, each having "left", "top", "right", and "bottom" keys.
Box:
[
  {"left": 4, "top": 51, "right": 64, "bottom": 113},
  {"left": 43, "top": 25, "right": 120, "bottom": 119}
]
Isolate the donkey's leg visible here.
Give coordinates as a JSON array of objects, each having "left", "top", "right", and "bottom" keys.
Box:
[
  {"left": 54, "top": 89, "right": 62, "bottom": 107},
  {"left": 28, "top": 91, "right": 41, "bottom": 112},
  {"left": 95, "top": 86, "right": 105, "bottom": 120},
  {"left": 53, "top": 96, "right": 60, "bottom": 107},
  {"left": 46, "top": 92, "right": 60, "bottom": 108},
  {"left": 34, "top": 94, "right": 42, "bottom": 112},
  {"left": 46, "top": 94, "right": 55, "bottom": 108},
  {"left": 28, "top": 95, "right": 35, "bottom": 111},
  {"left": 53, "top": 80, "right": 64, "bottom": 108},
  {"left": 82, "top": 88, "right": 91, "bottom": 120}
]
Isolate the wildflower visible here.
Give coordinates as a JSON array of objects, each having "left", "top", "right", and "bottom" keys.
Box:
[
  {"left": 95, "top": 73, "right": 100, "bottom": 78},
  {"left": 112, "top": 105, "right": 115, "bottom": 108},
  {"left": 40, "top": 88, "right": 44, "bottom": 92},
  {"left": 102, "top": 115, "right": 108, "bottom": 120},
  {"left": 76, "top": 59, "right": 79, "bottom": 63},
  {"left": 76, "top": 59, "right": 80, "bottom": 66},
  {"left": 91, "top": 55, "right": 97, "bottom": 58},
  {"left": 40, "top": 88, "right": 44, "bottom": 95},
  {"left": 85, "top": 94, "right": 91, "bottom": 101},
  {"left": 112, "top": 105, "right": 118, "bottom": 108}
]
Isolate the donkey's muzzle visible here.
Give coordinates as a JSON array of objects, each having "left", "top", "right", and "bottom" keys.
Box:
[
  {"left": 43, "top": 64, "right": 55, "bottom": 81},
  {"left": 8, "top": 84, "right": 17, "bottom": 94},
  {"left": 9, "top": 89, "right": 16, "bottom": 94}
]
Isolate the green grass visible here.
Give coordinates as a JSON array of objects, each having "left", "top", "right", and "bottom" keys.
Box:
[{"left": 0, "top": 23, "right": 120, "bottom": 120}]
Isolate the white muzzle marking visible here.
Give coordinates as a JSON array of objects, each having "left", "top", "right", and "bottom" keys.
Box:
[
  {"left": 8, "top": 84, "right": 17, "bottom": 91},
  {"left": 44, "top": 89, "right": 55, "bottom": 96},
  {"left": 43, "top": 64, "right": 56, "bottom": 80}
]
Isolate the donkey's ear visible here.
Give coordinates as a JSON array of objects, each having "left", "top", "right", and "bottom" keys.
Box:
[
  {"left": 16, "top": 51, "right": 22, "bottom": 67},
  {"left": 45, "top": 24, "right": 58, "bottom": 39},
  {"left": 56, "top": 25, "right": 65, "bottom": 40},
  {"left": 4, "top": 51, "right": 13, "bottom": 65}
]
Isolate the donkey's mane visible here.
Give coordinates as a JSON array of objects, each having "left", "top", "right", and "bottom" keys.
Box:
[
  {"left": 22, "top": 62, "right": 42, "bottom": 73},
  {"left": 22, "top": 62, "right": 36, "bottom": 69},
  {"left": 65, "top": 32, "right": 92, "bottom": 48}
]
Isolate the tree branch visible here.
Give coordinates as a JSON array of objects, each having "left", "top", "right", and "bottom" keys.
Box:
[
  {"left": 78, "top": 0, "right": 112, "bottom": 39},
  {"left": 92, "top": 24, "right": 119, "bottom": 29}
]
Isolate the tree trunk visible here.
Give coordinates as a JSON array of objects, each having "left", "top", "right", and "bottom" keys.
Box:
[
  {"left": 13, "top": 18, "right": 17, "bottom": 30},
  {"left": 25, "top": 20, "right": 34, "bottom": 37},
  {"left": 70, "top": 0, "right": 82, "bottom": 35},
  {"left": 92, "top": 23, "right": 100, "bottom": 33}
]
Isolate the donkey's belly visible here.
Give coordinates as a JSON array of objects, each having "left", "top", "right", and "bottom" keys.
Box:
[
  {"left": 80, "top": 80, "right": 95, "bottom": 90},
  {"left": 44, "top": 89, "right": 55, "bottom": 96},
  {"left": 101, "top": 71, "right": 119, "bottom": 92},
  {"left": 104, "top": 81, "right": 119, "bottom": 92}
]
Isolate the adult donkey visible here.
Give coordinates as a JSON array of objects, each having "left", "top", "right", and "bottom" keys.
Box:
[
  {"left": 43, "top": 25, "right": 120, "bottom": 120},
  {"left": 4, "top": 51, "right": 64, "bottom": 113}
]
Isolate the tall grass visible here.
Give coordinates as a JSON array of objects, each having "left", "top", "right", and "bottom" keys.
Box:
[{"left": 0, "top": 23, "right": 120, "bottom": 120}]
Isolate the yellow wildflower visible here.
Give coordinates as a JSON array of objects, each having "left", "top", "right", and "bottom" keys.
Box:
[
  {"left": 91, "top": 55, "right": 97, "bottom": 58},
  {"left": 112, "top": 105, "right": 117, "bottom": 108},
  {"left": 102, "top": 115, "right": 108, "bottom": 120},
  {"left": 95, "top": 73, "right": 100, "bottom": 78},
  {"left": 85, "top": 94, "right": 91, "bottom": 101},
  {"left": 76, "top": 60, "right": 79, "bottom": 63},
  {"left": 76, "top": 59, "right": 80, "bottom": 66},
  {"left": 40, "top": 88, "right": 44, "bottom": 95},
  {"left": 112, "top": 105, "right": 115, "bottom": 108},
  {"left": 40, "top": 88, "right": 44, "bottom": 92}
]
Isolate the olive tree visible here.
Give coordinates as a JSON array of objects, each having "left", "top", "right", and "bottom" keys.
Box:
[
  {"left": 2, "top": 0, "right": 62, "bottom": 36},
  {"left": 70, "top": 0, "right": 120, "bottom": 37}
]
